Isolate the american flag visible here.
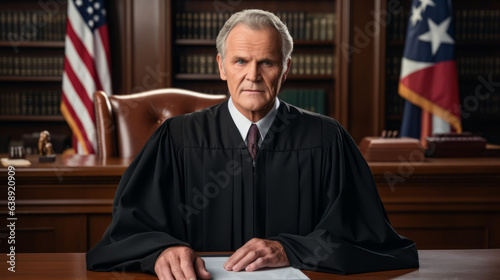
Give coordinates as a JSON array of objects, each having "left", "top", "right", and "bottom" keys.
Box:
[
  {"left": 61, "top": 0, "right": 111, "bottom": 154},
  {"left": 399, "top": 0, "right": 461, "bottom": 146}
]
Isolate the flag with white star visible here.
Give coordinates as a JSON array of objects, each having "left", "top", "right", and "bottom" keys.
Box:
[
  {"left": 399, "top": 0, "right": 462, "bottom": 146},
  {"left": 61, "top": 0, "right": 112, "bottom": 154}
]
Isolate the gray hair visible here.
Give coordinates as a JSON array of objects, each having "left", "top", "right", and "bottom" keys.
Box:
[{"left": 216, "top": 9, "right": 294, "bottom": 74}]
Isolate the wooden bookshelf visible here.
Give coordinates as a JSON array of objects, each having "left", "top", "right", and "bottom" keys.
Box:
[{"left": 0, "top": 0, "right": 70, "bottom": 153}]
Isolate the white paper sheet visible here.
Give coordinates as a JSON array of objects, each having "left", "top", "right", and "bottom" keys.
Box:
[{"left": 201, "top": 256, "right": 310, "bottom": 280}]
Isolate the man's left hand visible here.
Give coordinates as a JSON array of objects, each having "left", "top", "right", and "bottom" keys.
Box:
[{"left": 223, "top": 238, "right": 290, "bottom": 272}]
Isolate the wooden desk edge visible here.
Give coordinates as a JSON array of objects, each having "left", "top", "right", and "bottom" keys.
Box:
[{"left": 1, "top": 250, "right": 499, "bottom": 280}]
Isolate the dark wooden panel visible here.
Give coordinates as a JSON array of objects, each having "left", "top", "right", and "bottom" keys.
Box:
[
  {"left": 0, "top": 215, "right": 87, "bottom": 253},
  {"left": 395, "top": 226, "right": 489, "bottom": 249},
  {"left": 88, "top": 214, "right": 112, "bottom": 250},
  {"left": 348, "top": 0, "right": 384, "bottom": 142},
  {"left": 107, "top": 0, "right": 171, "bottom": 94},
  {"left": 0, "top": 226, "right": 55, "bottom": 253},
  {"left": 1, "top": 155, "right": 500, "bottom": 252},
  {"left": 389, "top": 212, "right": 500, "bottom": 249},
  {"left": 0, "top": 155, "right": 126, "bottom": 253}
]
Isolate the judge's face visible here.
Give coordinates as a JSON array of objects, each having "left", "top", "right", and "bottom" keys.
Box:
[{"left": 217, "top": 24, "right": 290, "bottom": 122}]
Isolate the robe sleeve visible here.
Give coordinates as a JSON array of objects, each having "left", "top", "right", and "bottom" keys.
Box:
[
  {"left": 272, "top": 118, "right": 419, "bottom": 274},
  {"left": 86, "top": 120, "right": 189, "bottom": 274}
]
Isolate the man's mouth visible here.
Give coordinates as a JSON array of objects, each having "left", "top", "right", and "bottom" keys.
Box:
[{"left": 242, "top": 89, "right": 264, "bottom": 93}]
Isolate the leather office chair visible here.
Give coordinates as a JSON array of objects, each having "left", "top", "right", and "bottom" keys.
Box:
[{"left": 94, "top": 88, "right": 227, "bottom": 159}]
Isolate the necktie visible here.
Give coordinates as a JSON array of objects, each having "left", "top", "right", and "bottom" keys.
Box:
[{"left": 247, "top": 124, "right": 260, "bottom": 160}]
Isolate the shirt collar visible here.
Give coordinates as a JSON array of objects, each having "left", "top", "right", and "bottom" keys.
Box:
[{"left": 228, "top": 97, "right": 280, "bottom": 146}]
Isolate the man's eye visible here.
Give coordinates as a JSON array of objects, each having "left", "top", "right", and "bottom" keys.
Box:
[
  {"left": 262, "top": 61, "right": 272, "bottom": 66},
  {"left": 236, "top": 60, "right": 245, "bottom": 64}
]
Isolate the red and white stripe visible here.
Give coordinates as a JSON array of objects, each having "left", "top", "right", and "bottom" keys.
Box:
[{"left": 61, "top": 0, "right": 111, "bottom": 154}]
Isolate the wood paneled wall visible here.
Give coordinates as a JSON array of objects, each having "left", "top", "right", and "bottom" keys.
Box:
[{"left": 106, "top": 0, "right": 172, "bottom": 95}]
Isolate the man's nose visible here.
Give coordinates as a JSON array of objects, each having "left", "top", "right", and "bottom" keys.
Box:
[{"left": 245, "top": 62, "right": 261, "bottom": 82}]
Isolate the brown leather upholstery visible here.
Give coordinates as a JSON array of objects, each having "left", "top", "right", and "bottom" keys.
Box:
[{"left": 94, "top": 88, "right": 227, "bottom": 158}]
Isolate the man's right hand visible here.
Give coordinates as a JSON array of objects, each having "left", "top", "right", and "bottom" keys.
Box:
[{"left": 154, "top": 246, "right": 211, "bottom": 280}]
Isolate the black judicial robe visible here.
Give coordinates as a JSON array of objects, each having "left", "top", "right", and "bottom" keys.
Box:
[{"left": 86, "top": 100, "right": 419, "bottom": 275}]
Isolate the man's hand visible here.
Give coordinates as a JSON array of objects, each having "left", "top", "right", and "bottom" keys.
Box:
[
  {"left": 154, "top": 246, "right": 211, "bottom": 280},
  {"left": 223, "top": 238, "right": 290, "bottom": 272}
]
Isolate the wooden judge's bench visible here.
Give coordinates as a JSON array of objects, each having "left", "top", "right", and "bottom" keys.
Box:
[{"left": 0, "top": 154, "right": 499, "bottom": 253}]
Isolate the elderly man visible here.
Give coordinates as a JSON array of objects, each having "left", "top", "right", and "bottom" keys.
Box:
[{"left": 87, "top": 9, "right": 419, "bottom": 280}]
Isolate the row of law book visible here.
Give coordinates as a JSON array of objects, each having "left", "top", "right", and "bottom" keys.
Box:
[
  {"left": 0, "top": 90, "right": 61, "bottom": 116},
  {"left": 456, "top": 56, "right": 500, "bottom": 77},
  {"left": 386, "top": 55, "right": 500, "bottom": 78},
  {"left": 0, "top": 10, "right": 67, "bottom": 42},
  {"left": 178, "top": 53, "right": 219, "bottom": 75},
  {"left": 455, "top": 10, "right": 500, "bottom": 41},
  {"left": 279, "top": 89, "right": 326, "bottom": 115},
  {"left": 177, "top": 53, "right": 334, "bottom": 76},
  {"left": 0, "top": 56, "right": 64, "bottom": 77},
  {"left": 276, "top": 12, "right": 335, "bottom": 41},
  {"left": 289, "top": 54, "right": 334, "bottom": 76},
  {"left": 388, "top": 9, "right": 500, "bottom": 42},
  {"left": 463, "top": 91, "right": 500, "bottom": 116},
  {"left": 175, "top": 11, "right": 335, "bottom": 41}
]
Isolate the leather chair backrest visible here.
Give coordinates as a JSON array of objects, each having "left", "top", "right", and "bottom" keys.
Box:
[{"left": 94, "top": 88, "right": 227, "bottom": 158}]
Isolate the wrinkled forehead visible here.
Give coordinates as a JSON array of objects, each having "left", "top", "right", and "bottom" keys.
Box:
[{"left": 225, "top": 24, "right": 283, "bottom": 58}]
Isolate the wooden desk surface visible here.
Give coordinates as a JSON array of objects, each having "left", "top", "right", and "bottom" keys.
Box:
[
  {"left": 0, "top": 154, "right": 133, "bottom": 177},
  {"left": 368, "top": 156, "right": 500, "bottom": 174},
  {"left": 3, "top": 154, "right": 499, "bottom": 174},
  {"left": 0, "top": 250, "right": 499, "bottom": 280}
]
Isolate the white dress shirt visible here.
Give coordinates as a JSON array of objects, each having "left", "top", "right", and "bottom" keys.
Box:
[{"left": 227, "top": 96, "right": 280, "bottom": 146}]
